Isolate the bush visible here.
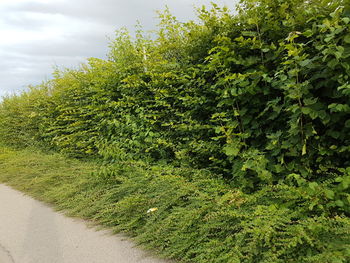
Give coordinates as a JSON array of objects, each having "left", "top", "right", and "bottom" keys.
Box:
[{"left": 1, "top": 0, "right": 350, "bottom": 261}]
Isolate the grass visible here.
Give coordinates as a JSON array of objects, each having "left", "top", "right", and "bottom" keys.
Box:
[
  {"left": 0, "top": 147, "right": 98, "bottom": 202},
  {"left": 0, "top": 146, "right": 350, "bottom": 263}
]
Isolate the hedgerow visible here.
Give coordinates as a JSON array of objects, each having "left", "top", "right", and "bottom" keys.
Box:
[{"left": 1, "top": 0, "right": 350, "bottom": 261}]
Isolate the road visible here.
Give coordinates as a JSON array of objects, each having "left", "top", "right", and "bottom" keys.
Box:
[{"left": 0, "top": 184, "right": 170, "bottom": 263}]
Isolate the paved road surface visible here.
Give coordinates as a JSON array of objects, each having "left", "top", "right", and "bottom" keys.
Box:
[{"left": 0, "top": 184, "right": 170, "bottom": 263}]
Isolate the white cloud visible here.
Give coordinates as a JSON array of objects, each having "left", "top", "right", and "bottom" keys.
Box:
[{"left": 0, "top": 0, "right": 238, "bottom": 98}]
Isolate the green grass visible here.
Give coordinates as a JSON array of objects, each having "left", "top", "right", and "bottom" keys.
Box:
[
  {"left": 0, "top": 147, "right": 98, "bottom": 202},
  {"left": 1, "top": 146, "right": 350, "bottom": 263}
]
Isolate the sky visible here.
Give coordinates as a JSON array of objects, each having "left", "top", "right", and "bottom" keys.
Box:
[{"left": 0, "top": 0, "right": 238, "bottom": 98}]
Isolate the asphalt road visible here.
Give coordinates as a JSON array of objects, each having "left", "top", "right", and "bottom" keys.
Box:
[{"left": 0, "top": 184, "right": 169, "bottom": 263}]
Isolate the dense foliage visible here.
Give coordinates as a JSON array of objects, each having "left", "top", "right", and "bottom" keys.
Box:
[
  {"left": 1, "top": 147, "right": 350, "bottom": 263},
  {"left": 1, "top": 0, "right": 350, "bottom": 262}
]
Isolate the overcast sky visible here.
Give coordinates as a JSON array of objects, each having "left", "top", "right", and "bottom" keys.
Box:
[{"left": 0, "top": 0, "right": 238, "bottom": 98}]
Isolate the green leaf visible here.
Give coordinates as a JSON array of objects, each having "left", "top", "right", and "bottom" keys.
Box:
[
  {"left": 303, "top": 29, "right": 313, "bottom": 37},
  {"left": 344, "top": 34, "right": 350, "bottom": 44},
  {"left": 299, "top": 59, "right": 311, "bottom": 67},
  {"left": 247, "top": 18, "right": 256, "bottom": 25},
  {"left": 341, "top": 177, "right": 350, "bottom": 189},
  {"left": 308, "top": 182, "right": 318, "bottom": 191},
  {"left": 335, "top": 177, "right": 343, "bottom": 183},
  {"left": 324, "top": 36, "right": 333, "bottom": 43},
  {"left": 302, "top": 143, "right": 307, "bottom": 155},
  {"left": 223, "top": 145, "right": 240, "bottom": 157},
  {"left": 304, "top": 98, "right": 317, "bottom": 105},
  {"left": 241, "top": 31, "right": 257, "bottom": 37},
  {"left": 342, "top": 17, "right": 350, "bottom": 24},
  {"left": 334, "top": 51, "right": 342, "bottom": 60},
  {"left": 325, "top": 189, "right": 334, "bottom": 199},
  {"left": 301, "top": 107, "right": 311, "bottom": 114},
  {"left": 335, "top": 200, "right": 344, "bottom": 207},
  {"left": 327, "top": 59, "right": 338, "bottom": 69}
]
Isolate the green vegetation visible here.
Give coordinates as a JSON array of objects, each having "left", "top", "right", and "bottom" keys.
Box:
[
  {"left": 1, "top": 147, "right": 350, "bottom": 262},
  {"left": 1, "top": 0, "right": 350, "bottom": 262}
]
